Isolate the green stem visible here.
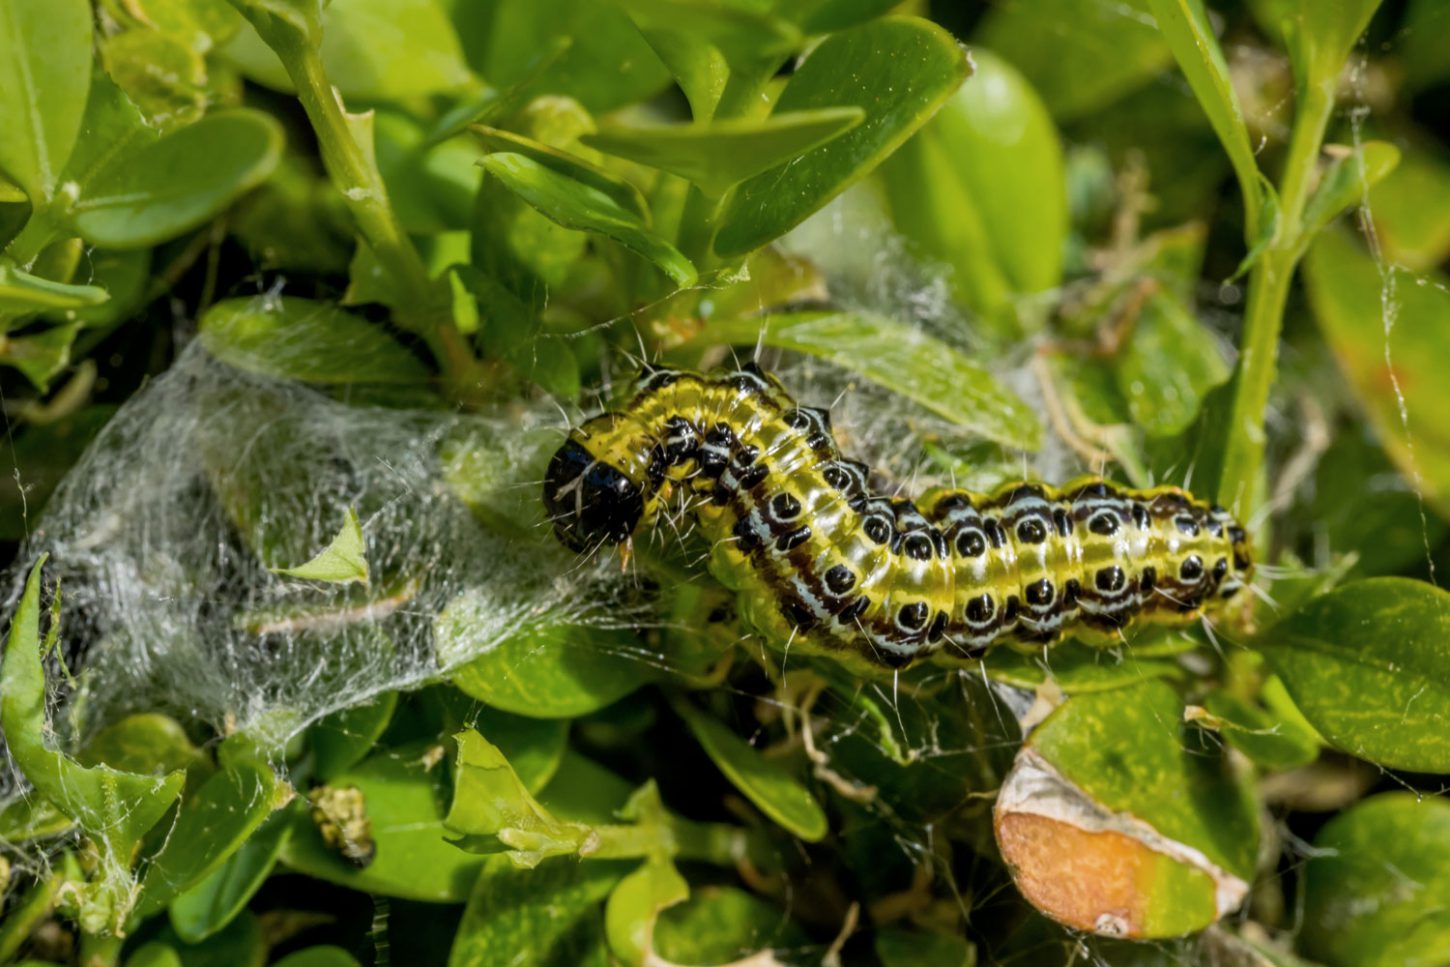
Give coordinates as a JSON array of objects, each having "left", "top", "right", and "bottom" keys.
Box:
[
  {"left": 282, "top": 45, "right": 483, "bottom": 393},
  {"left": 1216, "top": 80, "right": 1337, "bottom": 515},
  {"left": 4, "top": 206, "right": 64, "bottom": 268}
]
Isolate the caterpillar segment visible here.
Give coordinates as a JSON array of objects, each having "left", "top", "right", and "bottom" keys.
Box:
[{"left": 542, "top": 365, "right": 1252, "bottom": 673}]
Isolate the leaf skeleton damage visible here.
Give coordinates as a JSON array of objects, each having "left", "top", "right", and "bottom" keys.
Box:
[{"left": 544, "top": 365, "right": 1253, "bottom": 674}]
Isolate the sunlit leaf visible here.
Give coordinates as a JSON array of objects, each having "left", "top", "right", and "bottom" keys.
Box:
[{"left": 1258, "top": 578, "right": 1450, "bottom": 772}]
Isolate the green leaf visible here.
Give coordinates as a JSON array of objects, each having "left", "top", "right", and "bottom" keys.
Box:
[
  {"left": 1198, "top": 692, "right": 1320, "bottom": 771},
  {"left": 222, "top": 0, "right": 472, "bottom": 99},
  {"left": 0, "top": 0, "right": 93, "bottom": 202},
  {"left": 0, "top": 262, "right": 107, "bottom": 314},
  {"left": 70, "top": 110, "right": 284, "bottom": 248},
  {"left": 471, "top": 707, "right": 569, "bottom": 793},
  {"left": 472, "top": 125, "right": 648, "bottom": 220},
  {"left": 311, "top": 692, "right": 398, "bottom": 781},
  {"left": 998, "top": 680, "right": 1257, "bottom": 938},
  {"left": 138, "top": 758, "right": 284, "bottom": 915},
  {"left": 1303, "top": 228, "right": 1450, "bottom": 515},
  {"left": 0, "top": 860, "right": 71, "bottom": 964},
  {"left": 0, "top": 557, "right": 186, "bottom": 933},
  {"left": 58, "top": 72, "right": 156, "bottom": 207},
  {"left": 1258, "top": 578, "right": 1450, "bottom": 772},
  {"left": 610, "top": 0, "right": 800, "bottom": 122},
  {"left": 1298, "top": 141, "right": 1400, "bottom": 248},
  {"left": 605, "top": 855, "right": 689, "bottom": 967},
  {"left": 584, "top": 108, "right": 863, "bottom": 198},
  {"left": 79, "top": 713, "right": 207, "bottom": 776},
  {"left": 455, "top": 0, "right": 670, "bottom": 113},
  {"left": 986, "top": 641, "right": 1186, "bottom": 694},
  {"left": 713, "top": 17, "right": 969, "bottom": 257},
  {"left": 655, "top": 886, "right": 808, "bottom": 963},
  {"left": 672, "top": 698, "right": 827, "bottom": 842},
  {"left": 875, "top": 927, "right": 977, "bottom": 967},
  {"left": 1253, "top": 0, "right": 1381, "bottom": 94},
  {"left": 480, "top": 152, "right": 696, "bottom": 287},
  {"left": 975, "top": 0, "right": 1170, "bottom": 120},
  {"left": 280, "top": 741, "right": 486, "bottom": 902},
  {"left": 1363, "top": 133, "right": 1450, "bottom": 271},
  {"left": 700, "top": 311, "right": 1042, "bottom": 450},
  {"left": 150, "top": 912, "right": 265, "bottom": 967},
  {"left": 270, "top": 507, "right": 370, "bottom": 585},
  {"left": 448, "top": 854, "right": 628, "bottom": 967},
  {"left": 1146, "top": 0, "right": 1264, "bottom": 241},
  {"left": 0, "top": 321, "right": 80, "bottom": 392},
  {"left": 444, "top": 729, "right": 593, "bottom": 867},
  {"left": 437, "top": 602, "right": 655, "bottom": 719},
  {"left": 1116, "top": 289, "right": 1229, "bottom": 437},
  {"left": 99, "top": 28, "right": 207, "bottom": 129},
  {"left": 199, "top": 296, "right": 430, "bottom": 385},
  {"left": 169, "top": 812, "right": 291, "bottom": 943},
  {"left": 878, "top": 49, "right": 1064, "bottom": 330},
  {"left": 1299, "top": 793, "right": 1450, "bottom": 967},
  {"left": 272, "top": 948, "right": 362, "bottom": 967}
]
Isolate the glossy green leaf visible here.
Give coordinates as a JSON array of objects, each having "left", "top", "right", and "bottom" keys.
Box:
[
  {"left": 99, "top": 28, "right": 207, "bottom": 129},
  {"left": 611, "top": 0, "right": 799, "bottom": 122},
  {"left": 1258, "top": 577, "right": 1450, "bottom": 772},
  {"left": 127, "top": 943, "right": 184, "bottom": 967},
  {"left": 472, "top": 125, "right": 648, "bottom": 220},
  {"left": 702, "top": 311, "right": 1042, "bottom": 450},
  {"left": 437, "top": 602, "right": 655, "bottom": 718},
  {"left": 1116, "top": 289, "right": 1229, "bottom": 437},
  {"left": 199, "top": 296, "right": 430, "bottom": 385},
  {"left": 480, "top": 152, "right": 696, "bottom": 287},
  {"left": 138, "top": 759, "right": 283, "bottom": 915},
  {"left": 1299, "top": 793, "right": 1450, "bottom": 966},
  {"left": 672, "top": 698, "right": 827, "bottom": 842},
  {"left": 169, "top": 812, "right": 291, "bottom": 943},
  {"left": 223, "top": 0, "right": 472, "bottom": 98},
  {"left": 448, "top": 854, "right": 628, "bottom": 967},
  {"left": 714, "top": 17, "right": 969, "bottom": 257},
  {"left": 58, "top": 72, "right": 156, "bottom": 206},
  {"left": 879, "top": 49, "right": 1064, "bottom": 329},
  {"left": 0, "top": 0, "right": 93, "bottom": 202},
  {"left": 281, "top": 742, "right": 486, "bottom": 902},
  {"left": 605, "top": 855, "right": 689, "bottom": 967},
  {"left": 976, "top": 0, "right": 1170, "bottom": 120},
  {"left": 71, "top": 110, "right": 284, "bottom": 248},
  {"left": 1299, "top": 140, "right": 1400, "bottom": 249},
  {"left": 0, "top": 262, "right": 107, "bottom": 314},
  {"left": 1146, "top": 0, "right": 1264, "bottom": 240},
  {"left": 271, "top": 507, "right": 370, "bottom": 585},
  {"left": 471, "top": 707, "right": 569, "bottom": 793},
  {"left": 454, "top": 0, "right": 670, "bottom": 113},
  {"left": 0, "top": 558, "right": 186, "bottom": 933},
  {"left": 1200, "top": 692, "right": 1320, "bottom": 771},
  {"left": 1253, "top": 0, "right": 1381, "bottom": 92},
  {"left": 311, "top": 692, "right": 398, "bottom": 781},
  {"left": 151, "top": 912, "right": 265, "bottom": 967},
  {"left": 1304, "top": 228, "right": 1450, "bottom": 515},
  {"left": 585, "top": 109, "right": 863, "bottom": 198}
]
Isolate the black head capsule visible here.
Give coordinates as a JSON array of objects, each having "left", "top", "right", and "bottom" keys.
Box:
[{"left": 542, "top": 439, "right": 644, "bottom": 551}]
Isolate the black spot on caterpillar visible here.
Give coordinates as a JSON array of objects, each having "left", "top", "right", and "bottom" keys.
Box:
[{"left": 543, "top": 366, "right": 1252, "bottom": 672}]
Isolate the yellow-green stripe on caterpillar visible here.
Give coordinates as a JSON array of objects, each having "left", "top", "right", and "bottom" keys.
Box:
[{"left": 543, "top": 365, "right": 1252, "bottom": 673}]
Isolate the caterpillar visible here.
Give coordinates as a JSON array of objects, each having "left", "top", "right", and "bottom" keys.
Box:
[{"left": 542, "top": 365, "right": 1252, "bottom": 673}]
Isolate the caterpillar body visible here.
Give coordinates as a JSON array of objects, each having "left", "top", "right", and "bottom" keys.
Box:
[{"left": 543, "top": 365, "right": 1252, "bottom": 673}]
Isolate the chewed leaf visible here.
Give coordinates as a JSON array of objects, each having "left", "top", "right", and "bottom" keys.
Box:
[
  {"left": 995, "top": 681, "right": 1256, "bottom": 939},
  {"left": 0, "top": 557, "right": 186, "bottom": 933},
  {"left": 479, "top": 152, "right": 697, "bottom": 287},
  {"left": 605, "top": 854, "right": 690, "bottom": 967},
  {"left": 272, "top": 508, "right": 370, "bottom": 585},
  {"left": 702, "top": 310, "right": 1042, "bottom": 450}
]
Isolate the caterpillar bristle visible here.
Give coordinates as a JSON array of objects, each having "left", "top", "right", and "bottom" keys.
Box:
[{"left": 542, "top": 366, "right": 1253, "bottom": 673}]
